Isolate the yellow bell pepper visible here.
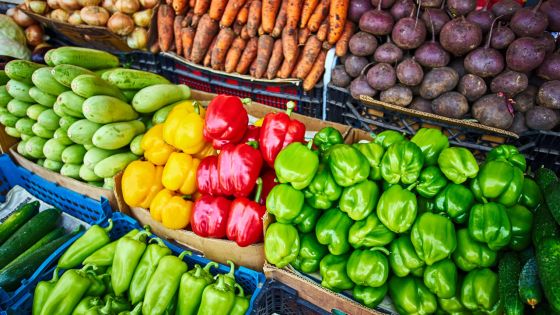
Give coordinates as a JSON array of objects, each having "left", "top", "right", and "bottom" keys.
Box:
[
  {"left": 149, "top": 189, "right": 193, "bottom": 229},
  {"left": 193, "top": 141, "right": 217, "bottom": 160},
  {"left": 122, "top": 160, "right": 164, "bottom": 208},
  {"left": 141, "top": 124, "right": 176, "bottom": 165},
  {"left": 163, "top": 101, "right": 207, "bottom": 155},
  {"left": 162, "top": 152, "right": 201, "bottom": 195}
]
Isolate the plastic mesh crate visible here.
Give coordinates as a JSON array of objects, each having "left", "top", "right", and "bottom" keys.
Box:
[
  {"left": 251, "top": 280, "right": 328, "bottom": 315},
  {"left": 117, "top": 51, "right": 161, "bottom": 74},
  {"left": 522, "top": 130, "right": 560, "bottom": 173}
]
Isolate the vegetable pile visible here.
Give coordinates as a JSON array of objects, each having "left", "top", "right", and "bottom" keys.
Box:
[
  {"left": 263, "top": 126, "right": 556, "bottom": 314},
  {"left": 1, "top": 10, "right": 49, "bottom": 62},
  {"left": 331, "top": 0, "right": 560, "bottom": 133},
  {"left": 33, "top": 222, "right": 253, "bottom": 315}
]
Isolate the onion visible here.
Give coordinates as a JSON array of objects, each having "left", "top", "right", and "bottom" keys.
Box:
[
  {"left": 108, "top": 11, "right": 134, "bottom": 35},
  {"left": 50, "top": 8, "right": 69, "bottom": 22},
  {"left": 78, "top": 0, "right": 101, "bottom": 6},
  {"left": 25, "top": 24, "right": 44, "bottom": 46},
  {"left": 127, "top": 26, "right": 148, "bottom": 49},
  {"left": 132, "top": 8, "right": 152, "bottom": 27},
  {"left": 6, "top": 7, "right": 16, "bottom": 16},
  {"left": 139, "top": 0, "right": 157, "bottom": 8},
  {"left": 29, "top": 1, "right": 48, "bottom": 14},
  {"left": 68, "top": 10, "right": 83, "bottom": 24},
  {"left": 12, "top": 7, "right": 36, "bottom": 27},
  {"left": 101, "top": 0, "right": 117, "bottom": 12},
  {"left": 59, "top": 0, "right": 81, "bottom": 11},
  {"left": 47, "top": 0, "right": 60, "bottom": 9},
  {"left": 80, "top": 6, "right": 109, "bottom": 25},
  {"left": 115, "top": 0, "right": 139, "bottom": 14}
]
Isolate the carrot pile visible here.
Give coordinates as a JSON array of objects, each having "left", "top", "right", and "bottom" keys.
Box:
[{"left": 156, "top": 0, "right": 352, "bottom": 91}]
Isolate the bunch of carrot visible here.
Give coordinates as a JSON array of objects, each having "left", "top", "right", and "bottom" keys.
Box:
[{"left": 156, "top": 0, "right": 353, "bottom": 91}]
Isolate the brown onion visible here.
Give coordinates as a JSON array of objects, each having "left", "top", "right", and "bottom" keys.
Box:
[
  {"left": 50, "top": 8, "right": 69, "bottom": 22},
  {"left": 127, "top": 26, "right": 148, "bottom": 49},
  {"left": 115, "top": 0, "right": 139, "bottom": 14},
  {"left": 78, "top": 0, "right": 101, "bottom": 7},
  {"left": 29, "top": 1, "right": 48, "bottom": 14},
  {"left": 6, "top": 7, "right": 16, "bottom": 16},
  {"left": 25, "top": 24, "right": 44, "bottom": 46},
  {"left": 68, "top": 10, "right": 83, "bottom": 24},
  {"left": 132, "top": 8, "right": 151, "bottom": 27},
  {"left": 46, "top": 0, "right": 60, "bottom": 9},
  {"left": 139, "top": 0, "right": 157, "bottom": 8},
  {"left": 59, "top": 0, "right": 81, "bottom": 11},
  {"left": 12, "top": 7, "right": 36, "bottom": 27},
  {"left": 80, "top": 6, "right": 109, "bottom": 25},
  {"left": 101, "top": 0, "right": 117, "bottom": 12},
  {"left": 108, "top": 11, "right": 134, "bottom": 35}
]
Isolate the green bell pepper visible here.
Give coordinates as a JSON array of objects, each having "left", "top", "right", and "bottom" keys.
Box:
[
  {"left": 129, "top": 238, "right": 172, "bottom": 305},
  {"left": 319, "top": 254, "right": 354, "bottom": 292},
  {"left": 352, "top": 284, "right": 387, "bottom": 309},
  {"left": 418, "top": 197, "right": 435, "bottom": 214},
  {"left": 265, "top": 223, "right": 300, "bottom": 268},
  {"left": 373, "top": 130, "right": 405, "bottom": 149},
  {"left": 303, "top": 165, "right": 342, "bottom": 210},
  {"left": 506, "top": 205, "right": 534, "bottom": 251},
  {"left": 315, "top": 208, "right": 353, "bottom": 255},
  {"left": 291, "top": 232, "right": 328, "bottom": 273},
  {"left": 380, "top": 140, "right": 424, "bottom": 185},
  {"left": 103, "top": 295, "right": 131, "bottom": 313},
  {"left": 313, "top": 127, "right": 344, "bottom": 153},
  {"left": 71, "top": 296, "right": 103, "bottom": 315},
  {"left": 353, "top": 141, "right": 384, "bottom": 180},
  {"left": 33, "top": 267, "right": 60, "bottom": 315},
  {"left": 434, "top": 183, "right": 474, "bottom": 224},
  {"left": 349, "top": 212, "right": 395, "bottom": 248},
  {"left": 469, "top": 202, "right": 512, "bottom": 250},
  {"left": 416, "top": 166, "right": 448, "bottom": 198},
  {"left": 452, "top": 229, "right": 497, "bottom": 272},
  {"left": 84, "top": 269, "right": 107, "bottom": 297},
  {"left": 437, "top": 147, "right": 479, "bottom": 184},
  {"left": 438, "top": 284, "right": 471, "bottom": 315},
  {"left": 389, "top": 276, "right": 438, "bottom": 315},
  {"left": 176, "top": 262, "right": 218, "bottom": 315},
  {"left": 486, "top": 144, "right": 526, "bottom": 172},
  {"left": 197, "top": 274, "right": 236, "bottom": 315},
  {"left": 410, "top": 128, "right": 450, "bottom": 166},
  {"left": 118, "top": 302, "right": 142, "bottom": 315},
  {"left": 376, "top": 184, "right": 417, "bottom": 233},
  {"left": 327, "top": 144, "right": 370, "bottom": 187},
  {"left": 346, "top": 247, "right": 390, "bottom": 288},
  {"left": 478, "top": 160, "right": 525, "bottom": 206},
  {"left": 266, "top": 184, "right": 304, "bottom": 223},
  {"left": 461, "top": 268, "right": 500, "bottom": 313},
  {"left": 389, "top": 236, "right": 425, "bottom": 277},
  {"left": 423, "top": 259, "right": 458, "bottom": 299},
  {"left": 275, "top": 142, "right": 319, "bottom": 190},
  {"left": 339, "top": 180, "right": 380, "bottom": 221},
  {"left": 229, "top": 284, "right": 250, "bottom": 315},
  {"left": 58, "top": 219, "right": 114, "bottom": 269},
  {"left": 112, "top": 230, "right": 150, "bottom": 296},
  {"left": 292, "top": 203, "right": 321, "bottom": 233},
  {"left": 82, "top": 229, "right": 139, "bottom": 267},
  {"left": 83, "top": 296, "right": 112, "bottom": 315},
  {"left": 39, "top": 265, "right": 93, "bottom": 315},
  {"left": 519, "top": 177, "right": 543, "bottom": 211},
  {"left": 411, "top": 212, "right": 457, "bottom": 265}
]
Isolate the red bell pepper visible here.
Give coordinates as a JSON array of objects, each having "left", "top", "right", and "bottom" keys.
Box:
[
  {"left": 197, "top": 156, "right": 223, "bottom": 196},
  {"left": 191, "top": 195, "right": 231, "bottom": 238},
  {"left": 258, "top": 167, "right": 277, "bottom": 205},
  {"left": 259, "top": 101, "right": 306, "bottom": 167},
  {"left": 242, "top": 125, "right": 261, "bottom": 143},
  {"left": 203, "top": 95, "right": 249, "bottom": 149},
  {"left": 218, "top": 142, "right": 263, "bottom": 198},
  {"left": 227, "top": 178, "right": 266, "bottom": 247}
]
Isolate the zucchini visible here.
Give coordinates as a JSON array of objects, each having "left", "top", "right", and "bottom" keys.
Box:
[
  {"left": 519, "top": 257, "right": 543, "bottom": 308},
  {"left": 0, "top": 70, "right": 8, "bottom": 85},
  {"left": 61, "top": 144, "right": 87, "bottom": 164},
  {"left": 0, "top": 201, "right": 39, "bottom": 245},
  {"left": 71, "top": 74, "right": 125, "bottom": 100},
  {"left": 0, "top": 113, "right": 18, "bottom": 128},
  {"left": 50, "top": 47, "right": 119, "bottom": 70},
  {"left": 28, "top": 87, "right": 56, "bottom": 108},
  {"left": 15, "top": 118, "right": 35, "bottom": 136},
  {"left": 26, "top": 104, "right": 48, "bottom": 120},
  {"left": 43, "top": 159, "right": 63, "bottom": 172},
  {"left": 105, "top": 68, "right": 170, "bottom": 90},
  {"left": 79, "top": 164, "right": 102, "bottom": 181},
  {"left": 83, "top": 147, "right": 121, "bottom": 169},
  {"left": 0, "top": 85, "right": 12, "bottom": 107},
  {"left": 37, "top": 109, "right": 61, "bottom": 131},
  {"left": 97, "top": 68, "right": 120, "bottom": 79},
  {"left": 32, "top": 123, "right": 55, "bottom": 139},
  {"left": 536, "top": 237, "right": 560, "bottom": 312},
  {"left": 4, "top": 60, "right": 45, "bottom": 85},
  {"left": 7, "top": 99, "right": 32, "bottom": 118},
  {"left": 17, "top": 140, "right": 29, "bottom": 158},
  {"left": 82, "top": 95, "right": 138, "bottom": 123},
  {"left": 52, "top": 101, "right": 65, "bottom": 117},
  {"left": 152, "top": 102, "right": 179, "bottom": 124},
  {"left": 4, "top": 126, "right": 20, "bottom": 138},
  {"left": 43, "top": 138, "right": 67, "bottom": 162},
  {"left": 56, "top": 91, "right": 85, "bottom": 118},
  {"left": 0, "top": 208, "right": 60, "bottom": 269},
  {"left": 44, "top": 49, "right": 55, "bottom": 67},
  {"left": 31, "top": 67, "right": 69, "bottom": 96},
  {"left": 544, "top": 182, "right": 560, "bottom": 226},
  {"left": 130, "top": 134, "right": 144, "bottom": 155},
  {"left": 53, "top": 128, "right": 73, "bottom": 145},
  {"left": 25, "top": 136, "right": 48, "bottom": 159},
  {"left": 5, "top": 80, "right": 34, "bottom": 102},
  {"left": 535, "top": 167, "right": 558, "bottom": 191},
  {"left": 67, "top": 119, "right": 102, "bottom": 145},
  {"left": 499, "top": 252, "right": 525, "bottom": 315},
  {"left": 92, "top": 120, "right": 145, "bottom": 150},
  {"left": 51, "top": 64, "right": 95, "bottom": 87},
  {"left": 94, "top": 152, "right": 138, "bottom": 178},
  {"left": 60, "top": 163, "right": 82, "bottom": 179},
  {"left": 59, "top": 116, "right": 79, "bottom": 132},
  {"left": 3, "top": 227, "right": 65, "bottom": 270},
  {"left": 132, "top": 84, "right": 191, "bottom": 113}
]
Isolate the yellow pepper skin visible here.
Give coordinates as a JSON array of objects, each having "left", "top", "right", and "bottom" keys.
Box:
[
  {"left": 194, "top": 142, "right": 217, "bottom": 160},
  {"left": 150, "top": 189, "right": 193, "bottom": 229},
  {"left": 162, "top": 152, "right": 201, "bottom": 195},
  {"left": 122, "top": 160, "right": 164, "bottom": 208},
  {"left": 163, "top": 101, "right": 207, "bottom": 155},
  {"left": 141, "top": 124, "right": 176, "bottom": 165}
]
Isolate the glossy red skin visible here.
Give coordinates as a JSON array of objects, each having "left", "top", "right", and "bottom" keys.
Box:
[
  {"left": 191, "top": 195, "right": 232, "bottom": 238},
  {"left": 226, "top": 197, "right": 266, "bottom": 246},
  {"left": 259, "top": 112, "right": 305, "bottom": 167},
  {"left": 258, "top": 167, "right": 278, "bottom": 205},
  {"left": 218, "top": 143, "right": 263, "bottom": 198},
  {"left": 197, "top": 156, "right": 223, "bottom": 196},
  {"left": 203, "top": 95, "right": 249, "bottom": 149},
  {"left": 241, "top": 125, "right": 261, "bottom": 143}
]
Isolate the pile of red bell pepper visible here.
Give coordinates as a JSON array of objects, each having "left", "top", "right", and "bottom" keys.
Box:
[{"left": 192, "top": 95, "right": 306, "bottom": 247}]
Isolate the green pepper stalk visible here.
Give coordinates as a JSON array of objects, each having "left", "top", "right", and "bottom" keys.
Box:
[
  {"left": 352, "top": 284, "right": 387, "bottom": 309},
  {"left": 197, "top": 274, "right": 236, "bottom": 315},
  {"left": 112, "top": 230, "right": 151, "bottom": 296},
  {"left": 229, "top": 283, "right": 250, "bottom": 315},
  {"left": 84, "top": 296, "right": 113, "bottom": 315},
  {"left": 104, "top": 294, "right": 131, "bottom": 313},
  {"left": 82, "top": 229, "right": 140, "bottom": 267},
  {"left": 346, "top": 247, "right": 390, "bottom": 288},
  {"left": 319, "top": 254, "right": 354, "bottom": 292},
  {"left": 264, "top": 223, "right": 300, "bottom": 268},
  {"left": 223, "top": 260, "right": 237, "bottom": 288},
  {"left": 176, "top": 262, "right": 219, "bottom": 315},
  {"left": 39, "top": 264, "right": 95, "bottom": 315},
  {"left": 118, "top": 302, "right": 142, "bottom": 315},
  {"left": 71, "top": 296, "right": 103, "bottom": 315},
  {"left": 58, "top": 219, "right": 114, "bottom": 269},
  {"left": 349, "top": 213, "right": 395, "bottom": 248},
  {"left": 32, "top": 267, "right": 60, "bottom": 315},
  {"left": 291, "top": 232, "right": 328, "bottom": 274}
]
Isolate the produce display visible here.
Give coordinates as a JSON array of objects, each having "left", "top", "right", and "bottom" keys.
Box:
[
  {"left": 1, "top": 9, "right": 49, "bottom": 62},
  {"left": 331, "top": 0, "right": 560, "bottom": 133}
]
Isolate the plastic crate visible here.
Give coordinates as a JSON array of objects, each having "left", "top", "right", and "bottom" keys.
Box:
[
  {"left": 521, "top": 130, "right": 560, "bottom": 174},
  {"left": 6, "top": 212, "right": 265, "bottom": 315},
  {"left": 0, "top": 154, "right": 112, "bottom": 311},
  {"left": 0, "top": 1, "right": 15, "bottom": 14},
  {"left": 251, "top": 280, "right": 328, "bottom": 315},
  {"left": 159, "top": 53, "right": 324, "bottom": 119},
  {"left": 117, "top": 51, "right": 162, "bottom": 74}
]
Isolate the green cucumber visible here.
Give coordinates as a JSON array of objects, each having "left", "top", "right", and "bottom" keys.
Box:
[
  {"left": 56, "top": 91, "right": 84, "bottom": 118},
  {"left": 32, "top": 67, "right": 69, "bottom": 96},
  {"left": 51, "top": 64, "right": 95, "bottom": 88},
  {"left": 37, "top": 109, "right": 61, "bottom": 131},
  {"left": 4, "top": 60, "right": 45, "bottom": 85},
  {"left": 67, "top": 119, "right": 102, "bottom": 145},
  {"left": 83, "top": 147, "right": 121, "bottom": 169},
  {"left": 25, "top": 136, "right": 47, "bottom": 159},
  {"left": 499, "top": 252, "right": 525, "bottom": 315},
  {"left": 53, "top": 128, "right": 73, "bottom": 145},
  {"left": 105, "top": 68, "right": 170, "bottom": 90},
  {"left": 60, "top": 163, "right": 82, "bottom": 179},
  {"left": 21, "top": 134, "right": 31, "bottom": 141},
  {"left": 0, "top": 201, "right": 39, "bottom": 246},
  {"left": 152, "top": 102, "right": 178, "bottom": 124},
  {"left": 0, "top": 113, "right": 18, "bottom": 128},
  {"left": 94, "top": 152, "right": 138, "bottom": 178},
  {"left": 0, "top": 71, "right": 8, "bottom": 85},
  {"left": 123, "top": 90, "right": 137, "bottom": 103},
  {"left": 88, "top": 181, "right": 104, "bottom": 187},
  {"left": 15, "top": 118, "right": 35, "bottom": 136},
  {"left": 130, "top": 134, "right": 144, "bottom": 155},
  {"left": 519, "top": 257, "right": 543, "bottom": 308},
  {"left": 536, "top": 237, "right": 560, "bottom": 312},
  {"left": 132, "top": 84, "right": 191, "bottom": 113},
  {"left": 0, "top": 85, "right": 12, "bottom": 107},
  {"left": 43, "top": 138, "right": 67, "bottom": 162},
  {"left": 97, "top": 68, "right": 120, "bottom": 79},
  {"left": 61, "top": 144, "right": 87, "bottom": 164},
  {"left": 71, "top": 74, "right": 125, "bottom": 100},
  {"left": 103, "top": 177, "right": 115, "bottom": 189},
  {"left": 3, "top": 227, "right": 65, "bottom": 269},
  {"left": 59, "top": 116, "right": 79, "bottom": 132},
  {"left": 52, "top": 101, "right": 65, "bottom": 117},
  {"left": 92, "top": 120, "right": 145, "bottom": 150},
  {"left": 5, "top": 80, "right": 33, "bottom": 102},
  {"left": 44, "top": 49, "right": 55, "bottom": 67},
  {"left": 17, "top": 140, "right": 29, "bottom": 158},
  {"left": 4, "top": 127, "right": 20, "bottom": 138},
  {"left": 536, "top": 167, "right": 558, "bottom": 191},
  {"left": 26, "top": 104, "right": 48, "bottom": 120},
  {"left": 79, "top": 164, "right": 102, "bottom": 181},
  {"left": 82, "top": 95, "right": 138, "bottom": 123},
  {"left": 50, "top": 47, "right": 119, "bottom": 70},
  {"left": 28, "top": 87, "right": 56, "bottom": 107},
  {"left": 544, "top": 182, "right": 560, "bottom": 226},
  {"left": 43, "top": 159, "right": 63, "bottom": 172},
  {"left": 7, "top": 99, "right": 32, "bottom": 118},
  {"left": 32, "top": 123, "right": 55, "bottom": 139},
  {"left": 533, "top": 203, "right": 560, "bottom": 246}
]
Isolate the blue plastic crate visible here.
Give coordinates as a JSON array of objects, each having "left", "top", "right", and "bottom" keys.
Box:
[
  {"left": 6, "top": 212, "right": 265, "bottom": 314},
  {"left": 0, "top": 154, "right": 112, "bottom": 311},
  {"left": 251, "top": 280, "right": 328, "bottom": 315}
]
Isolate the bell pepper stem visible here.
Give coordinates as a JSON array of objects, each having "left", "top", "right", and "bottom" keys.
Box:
[
  {"left": 148, "top": 237, "right": 167, "bottom": 248},
  {"left": 178, "top": 251, "right": 192, "bottom": 260},
  {"left": 203, "top": 261, "right": 219, "bottom": 273},
  {"left": 234, "top": 283, "right": 245, "bottom": 297},
  {"left": 133, "top": 230, "right": 151, "bottom": 241},
  {"left": 192, "top": 265, "right": 204, "bottom": 278},
  {"left": 131, "top": 302, "right": 143, "bottom": 315},
  {"left": 51, "top": 267, "right": 60, "bottom": 282},
  {"left": 143, "top": 225, "right": 151, "bottom": 233},
  {"left": 226, "top": 260, "right": 236, "bottom": 281},
  {"left": 241, "top": 98, "right": 252, "bottom": 105},
  {"left": 101, "top": 296, "right": 113, "bottom": 313},
  {"left": 369, "top": 247, "right": 390, "bottom": 255},
  {"left": 406, "top": 182, "right": 418, "bottom": 191},
  {"left": 285, "top": 101, "right": 295, "bottom": 116},
  {"left": 193, "top": 101, "right": 201, "bottom": 115},
  {"left": 81, "top": 264, "right": 98, "bottom": 273},
  {"left": 481, "top": 196, "right": 488, "bottom": 204},
  {"left": 369, "top": 132, "right": 377, "bottom": 140},
  {"left": 246, "top": 141, "right": 259, "bottom": 149},
  {"left": 214, "top": 275, "right": 229, "bottom": 291},
  {"left": 254, "top": 178, "right": 263, "bottom": 203},
  {"left": 103, "top": 219, "right": 114, "bottom": 233},
  {"left": 307, "top": 139, "right": 314, "bottom": 150}
]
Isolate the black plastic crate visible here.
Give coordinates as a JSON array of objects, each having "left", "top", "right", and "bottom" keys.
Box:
[
  {"left": 0, "top": 1, "right": 15, "bottom": 14},
  {"left": 117, "top": 51, "right": 161, "bottom": 74},
  {"left": 251, "top": 280, "right": 328, "bottom": 315},
  {"left": 523, "top": 130, "right": 560, "bottom": 173},
  {"left": 325, "top": 84, "right": 349, "bottom": 123}
]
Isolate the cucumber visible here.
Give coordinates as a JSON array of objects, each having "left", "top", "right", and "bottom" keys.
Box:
[
  {"left": 52, "top": 101, "right": 65, "bottom": 117},
  {"left": 533, "top": 203, "right": 560, "bottom": 246},
  {"left": 83, "top": 147, "right": 120, "bottom": 169},
  {"left": 535, "top": 167, "right": 558, "bottom": 191},
  {"left": 0, "top": 107, "right": 7, "bottom": 115},
  {"left": 31, "top": 67, "right": 69, "bottom": 96},
  {"left": 44, "top": 49, "right": 55, "bottom": 67},
  {"left": 59, "top": 116, "right": 79, "bottom": 131},
  {"left": 0, "top": 113, "right": 18, "bottom": 128},
  {"left": 0, "top": 85, "right": 12, "bottom": 107},
  {"left": 544, "top": 182, "right": 560, "bottom": 226},
  {"left": 0, "top": 208, "right": 60, "bottom": 269},
  {"left": 50, "top": 47, "right": 120, "bottom": 70},
  {"left": 28, "top": 87, "right": 56, "bottom": 107},
  {"left": 53, "top": 128, "right": 73, "bottom": 145},
  {"left": 536, "top": 237, "right": 560, "bottom": 312},
  {"left": 130, "top": 134, "right": 144, "bottom": 155},
  {"left": 71, "top": 74, "right": 125, "bottom": 100},
  {"left": 103, "top": 177, "right": 115, "bottom": 189},
  {"left": 7, "top": 99, "right": 32, "bottom": 117},
  {"left": 92, "top": 120, "right": 145, "bottom": 150},
  {"left": 26, "top": 104, "right": 48, "bottom": 120},
  {"left": 5, "top": 80, "right": 33, "bottom": 102},
  {"left": 84, "top": 144, "right": 94, "bottom": 150},
  {"left": 37, "top": 109, "right": 61, "bottom": 131},
  {"left": 89, "top": 181, "right": 104, "bottom": 187},
  {"left": 43, "top": 159, "right": 63, "bottom": 172},
  {"left": 80, "top": 164, "right": 102, "bottom": 181},
  {"left": 61, "top": 144, "right": 87, "bottom": 164},
  {"left": 82, "top": 95, "right": 138, "bottom": 123},
  {"left": 21, "top": 134, "right": 31, "bottom": 141},
  {"left": 123, "top": 90, "right": 137, "bottom": 103},
  {"left": 132, "top": 84, "right": 191, "bottom": 113},
  {"left": 15, "top": 118, "right": 35, "bottom": 136},
  {"left": 56, "top": 91, "right": 85, "bottom": 118},
  {"left": 60, "top": 163, "right": 82, "bottom": 179},
  {"left": 17, "top": 140, "right": 29, "bottom": 158},
  {"left": 51, "top": 64, "right": 95, "bottom": 87},
  {"left": 3, "top": 227, "right": 65, "bottom": 269},
  {"left": 519, "top": 257, "right": 543, "bottom": 308},
  {"left": 43, "top": 138, "right": 67, "bottom": 162},
  {"left": 0, "top": 201, "right": 39, "bottom": 246},
  {"left": 499, "top": 252, "right": 525, "bottom": 315},
  {"left": 4, "top": 60, "right": 45, "bottom": 85},
  {"left": 97, "top": 68, "right": 120, "bottom": 79},
  {"left": 4, "top": 127, "right": 20, "bottom": 138},
  {"left": 94, "top": 152, "right": 138, "bottom": 178},
  {"left": 0, "top": 71, "right": 8, "bottom": 85},
  {"left": 32, "top": 122, "right": 55, "bottom": 139},
  {"left": 25, "top": 136, "right": 48, "bottom": 159},
  {"left": 152, "top": 102, "right": 179, "bottom": 124},
  {"left": 67, "top": 119, "right": 102, "bottom": 145},
  {"left": 106, "top": 68, "right": 170, "bottom": 90}
]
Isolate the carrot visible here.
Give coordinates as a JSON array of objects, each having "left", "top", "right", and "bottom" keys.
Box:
[
  {"left": 182, "top": 10, "right": 194, "bottom": 26},
  {"left": 211, "top": 27, "right": 236, "bottom": 70},
  {"left": 204, "top": 36, "right": 218, "bottom": 67},
  {"left": 282, "top": 27, "right": 298, "bottom": 62},
  {"left": 181, "top": 27, "right": 196, "bottom": 60},
  {"left": 307, "top": 0, "right": 329, "bottom": 32},
  {"left": 225, "top": 37, "right": 247, "bottom": 72},
  {"left": 300, "top": 0, "right": 318, "bottom": 28},
  {"left": 322, "top": 42, "right": 333, "bottom": 50},
  {"left": 249, "top": 57, "right": 258, "bottom": 77},
  {"left": 166, "top": 0, "right": 172, "bottom": 5},
  {"left": 173, "top": 0, "right": 188, "bottom": 15},
  {"left": 303, "top": 49, "right": 326, "bottom": 91},
  {"left": 236, "top": 1, "right": 251, "bottom": 25},
  {"left": 190, "top": 14, "right": 219, "bottom": 63},
  {"left": 266, "top": 38, "right": 284, "bottom": 79},
  {"left": 236, "top": 37, "right": 258, "bottom": 74},
  {"left": 253, "top": 35, "right": 274, "bottom": 78},
  {"left": 189, "top": 0, "right": 196, "bottom": 8},
  {"left": 194, "top": 0, "right": 210, "bottom": 15},
  {"left": 240, "top": 24, "right": 250, "bottom": 39},
  {"left": 335, "top": 20, "right": 354, "bottom": 56},
  {"left": 262, "top": 0, "right": 281, "bottom": 33},
  {"left": 258, "top": 25, "right": 265, "bottom": 36},
  {"left": 233, "top": 21, "right": 243, "bottom": 34},
  {"left": 298, "top": 27, "right": 310, "bottom": 46},
  {"left": 209, "top": 0, "right": 228, "bottom": 20},
  {"left": 316, "top": 19, "right": 328, "bottom": 41},
  {"left": 150, "top": 42, "right": 160, "bottom": 54},
  {"left": 277, "top": 47, "right": 299, "bottom": 78},
  {"left": 246, "top": 0, "right": 261, "bottom": 37},
  {"left": 271, "top": 0, "right": 287, "bottom": 37},
  {"left": 293, "top": 35, "right": 321, "bottom": 79},
  {"left": 286, "top": 0, "right": 302, "bottom": 30},
  {"left": 220, "top": 0, "right": 246, "bottom": 27},
  {"left": 327, "top": 0, "right": 348, "bottom": 44},
  {"left": 158, "top": 4, "right": 175, "bottom": 52},
  {"left": 290, "top": 51, "right": 305, "bottom": 77},
  {"left": 174, "top": 15, "right": 184, "bottom": 55},
  {"left": 191, "top": 14, "right": 201, "bottom": 27}
]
